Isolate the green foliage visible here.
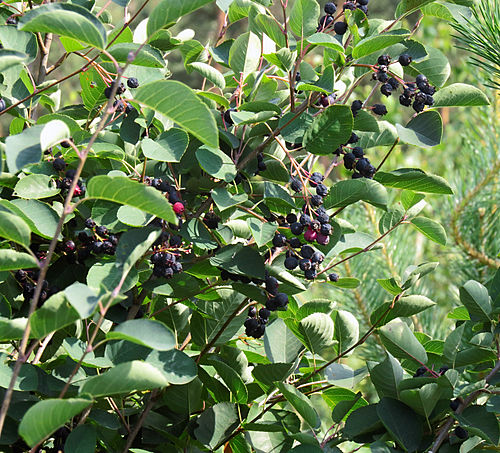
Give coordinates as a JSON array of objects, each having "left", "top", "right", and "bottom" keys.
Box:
[{"left": 0, "top": 0, "right": 497, "bottom": 452}]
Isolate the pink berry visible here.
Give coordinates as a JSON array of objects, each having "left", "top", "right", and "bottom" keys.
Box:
[
  {"left": 316, "top": 233, "right": 330, "bottom": 245},
  {"left": 173, "top": 202, "right": 185, "bottom": 214},
  {"left": 304, "top": 228, "right": 317, "bottom": 242}
]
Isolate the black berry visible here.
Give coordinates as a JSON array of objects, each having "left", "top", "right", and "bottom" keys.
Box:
[
  {"left": 398, "top": 53, "right": 412, "bottom": 66},
  {"left": 324, "top": 2, "right": 337, "bottom": 14},
  {"left": 372, "top": 104, "right": 387, "bottom": 116},
  {"left": 414, "top": 366, "right": 426, "bottom": 377},
  {"left": 454, "top": 426, "right": 468, "bottom": 440},
  {"left": 52, "top": 158, "right": 66, "bottom": 172},
  {"left": 334, "top": 21, "right": 348, "bottom": 35},
  {"left": 328, "top": 273, "right": 339, "bottom": 282},
  {"left": 127, "top": 77, "right": 139, "bottom": 88},
  {"left": 450, "top": 398, "right": 460, "bottom": 412},
  {"left": 377, "top": 55, "right": 391, "bottom": 66},
  {"left": 284, "top": 256, "right": 299, "bottom": 270}
]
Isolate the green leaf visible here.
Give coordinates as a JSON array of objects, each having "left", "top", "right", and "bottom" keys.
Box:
[
  {"left": 107, "top": 319, "right": 175, "bottom": 351},
  {"left": 104, "top": 43, "right": 164, "bottom": 67},
  {"left": 352, "top": 30, "right": 410, "bottom": 59},
  {"left": 0, "top": 210, "right": 31, "bottom": 249},
  {"left": 0, "top": 249, "right": 38, "bottom": 271},
  {"left": 134, "top": 80, "right": 218, "bottom": 148},
  {"left": 379, "top": 319, "right": 427, "bottom": 364},
  {"left": 303, "top": 105, "right": 353, "bottom": 155},
  {"left": 14, "top": 174, "right": 60, "bottom": 199},
  {"left": 369, "top": 354, "right": 403, "bottom": 400},
  {"left": 376, "top": 398, "right": 423, "bottom": 452},
  {"left": 87, "top": 175, "right": 176, "bottom": 223},
  {"left": 410, "top": 217, "right": 447, "bottom": 245},
  {"left": 0, "top": 354, "right": 38, "bottom": 391},
  {"left": 331, "top": 391, "right": 363, "bottom": 423},
  {"left": 371, "top": 295, "right": 436, "bottom": 327},
  {"left": 0, "top": 49, "right": 29, "bottom": 72},
  {"left": 40, "top": 120, "right": 70, "bottom": 151},
  {"left": 334, "top": 310, "right": 359, "bottom": 353},
  {"left": 324, "top": 178, "right": 388, "bottom": 210},
  {"left": 377, "top": 278, "right": 403, "bottom": 296},
  {"left": 307, "top": 32, "right": 345, "bottom": 53},
  {"left": 210, "top": 245, "right": 266, "bottom": 280},
  {"left": 399, "top": 382, "right": 443, "bottom": 421},
  {"left": 443, "top": 323, "right": 465, "bottom": 366},
  {"left": 147, "top": 0, "right": 214, "bottom": 35},
  {"left": 396, "top": 111, "right": 443, "bottom": 148},
  {"left": 264, "top": 181, "right": 295, "bottom": 209},
  {"left": 141, "top": 128, "right": 189, "bottom": 162},
  {"left": 396, "top": 0, "right": 436, "bottom": 16},
  {"left": 30, "top": 291, "right": 80, "bottom": 339},
  {"left": 0, "top": 26, "right": 37, "bottom": 63},
  {"left": 277, "top": 382, "right": 320, "bottom": 429},
  {"left": 401, "top": 190, "right": 426, "bottom": 210},
  {"left": 79, "top": 360, "right": 169, "bottom": 397},
  {"left": 432, "top": 83, "right": 490, "bottom": 107},
  {"left": 409, "top": 46, "right": 450, "bottom": 87},
  {"left": 64, "top": 424, "right": 96, "bottom": 453},
  {"left": 375, "top": 169, "right": 453, "bottom": 194},
  {"left": 86, "top": 261, "right": 138, "bottom": 294},
  {"left": 19, "top": 3, "right": 107, "bottom": 50},
  {"left": 19, "top": 398, "right": 93, "bottom": 447},
  {"left": 264, "top": 318, "right": 304, "bottom": 364},
  {"left": 344, "top": 404, "right": 383, "bottom": 440},
  {"left": 459, "top": 280, "right": 491, "bottom": 322},
  {"left": 255, "top": 14, "right": 287, "bottom": 47},
  {"left": 64, "top": 282, "right": 99, "bottom": 319},
  {"left": 196, "top": 146, "right": 237, "bottom": 182},
  {"left": 190, "top": 62, "right": 226, "bottom": 89},
  {"left": 5, "top": 125, "right": 44, "bottom": 174},
  {"left": 298, "top": 313, "right": 334, "bottom": 354},
  {"left": 206, "top": 357, "right": 248, "bottom": 403},
  {"left": 289, "top": 0, "right": 320, "bottom": 37},
  {"left": 0, "top": 317, "right": 27, "bottom": 341},
  {"left": 456, "top": 405, "right": 500, "bottom": 445},
  {"left": 252, "top": 363, "right": 296, "bottom": 386},
  {"left": 211, "top": 187, "right": 248, "bottom": 211},
  {"left": 194, "top": 402, "right": 239, "bottom": 450},
  {"left": 146, "top": 349, "right": 197, "bottom": 385},
  {"left": 247, "top": 218, "right": 277, "bottom": 247},
  {"left": 228, "top": 32, "right": 261, "bottom": 80}
]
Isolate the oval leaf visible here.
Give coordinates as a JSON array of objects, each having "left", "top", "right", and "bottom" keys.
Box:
[
  {"left": 107, "top": 319, "right": 176, "bottom": 350},
  {"left": 410, "top": 216, "right": 447, "bottom": 245},
  {"left": 396, "top": 110, "right": 443, "bottom": 148},
  {"left": 432, "top": 83, "right": 490, "bottom": 107}
]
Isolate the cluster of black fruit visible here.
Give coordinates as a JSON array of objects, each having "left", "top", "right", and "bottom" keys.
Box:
[
  {"left": 14, "top": 261, "right": 58, "bottom": 308},
  {"left": 74, "top": 219, "right": 119, "bottom": 261},
  {"left": 104, "top": 77, "right": 140, "bottom": 115},
  {"left": 334, "top": 132, "right": 376, "bottom": 179},
  {"left": 145, "top": 176, "right": 186, "bottom": 223},
  {"left": 54, "top": 163, "right": 86, "bottom": 198},
  {"left": 243, "top": 275, "right": 289, "bottom": 339},
  {"left": 351, "top": 99, "right": 388, "bottom": 117},
  {"left": 150, "top": 250, "right": 183, "bottom": 279},
  {"left": 372, "top": 54, "right": 436, "bottom": 113}
]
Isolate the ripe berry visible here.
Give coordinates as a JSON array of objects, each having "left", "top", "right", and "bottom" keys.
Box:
[
  {"left": 351, "top": 100, "right": 363, "bottom": 112},
  {"left": 291, "top": 178, "right": 303, "bottom": 192},
  {"left": 300, "top": 213, "right": 312, "bottom": 226},
  {"left": 0, "top": 98, "right": 5, "bottom": 112},
  {"left": 316, "top": 184, "right": 328, "bottom": 197},
  {"left": 344, "top": 152, "right": 356, "bottom": 170},
  {"left": 96, "top": 225, "right": 108, "bottom": 237},
  {"left": 286, "top": 213, "right": 297, "bottom": 224},
  {"left": 425, "top": 94, "right": 434, "bottom": 106},
  {"left": 91, "top": 241, "right": 104, "bottom": 254},
  {"left": 372, "top": 104, "right": 387, "bottom": 116},
  {"left": 412, "top": 101, "right": 425, "bottom": 113},
  {"left": 275, "top": 292, "right": 288, "bottom": 307},
  {"left": 204, "top": 211, "right": 220, "bottom": 229},
  {"left": 358, "top": 0, "right": 369, "bottom": 5},
  {"left": 265, "top": 275, "right": 279, "bottom": 295},
  {"left": 173, "top": 202, "right": 185, "bottom": 214},
  {"left": 295, "top": 72, "right": 301, "bottom": 82},
  {"left": 316, "top": 233, "right": 330, "bottom": 245},
  {"left": 398, "top": 53, "right": 412, "bottom": 66},
  {"left": 272, "top": 233, "right": 287, "bottom": 247},
  {"left": 320, "top": 223, "right": 332, "bottom": 235},
  {"left": 343, "top": 2, "right": 356, "bottom": 10},
  {"left": 244, "top": 317, "right": 259, "bottom": 330},
  {"left": 305, "top": 268, "right": 317, "bottom": 280},
  {"left": 439, "top": 365, "right": 449, "bottom": 375},
  {"left": 352, "top": 147, "right": 364, "bottom": 158},
  {"left": 289, "top": 237, "right": 302, "bottom": 248},
  {"left": 356, "top": 157, "right": 371, "bottom": 174},
  {"left": 223, "top": 109, "right": 234, "bottom": 126},
  {"left": 257, "top": 160, "right": 267, "bottom": 172},
  {"left": 377, "top": 72, "right": 389, "bottom": 83},
  {"left": 52, "top": 158, "right": 66, "bottom": 172},
  {"left": 414, "top": 366, "right": 427, "bottom": 377},
  {"left": 310, "top": 195, "right": 323, "bottom": 207},
  {"left": 284, "top": 256, "right": 299, "bottom": 270},
  {"left": 324, "top": 2, "right": 337, "bottom": 14},
  {"left": 450, "top": 398, "right": 460, "bottom": 412},
  {"left": 301, "top": 245, "right": 314, "bottom": 259},
  {"left": 311, "top": 251, "right": 324, "bottom": 263},
  {"left": 416, "top": 74, "right": 428, "bottom": 85},
  {"left": 454, "top": 426, "right": 468, "bottom": 440},
  {"left": 85, "top": 218, "right": 96, "bottom": 229},
  {"left": 358, "top": 4, "right": 368, "bottom": 13},
  {"left": 329, "top": 273, "right": 340, "bottom": 282},
  {"left": 66, "top": 169, "right": 76, "bottom": 179},
  {"left": 248, "top": 306, "right": 257, "bottom": 317},
  {"left": 380, "top": 83, "right": 393, "bottom": 97},
  {"left": 378, "top": 55, "right": 391, "bottom": 66},
  {"left": 127, "top": 77, "right": 139, "bottom": 88},
  {"left": 15, "top": 269, "right": 27, "bottom": 282},
  {"left": 290, "top": 222, "right": 304, "bottom": 235},
  {"left": 317, "top": 212, "right": 329, "bottom": 225},
  {"left": 388, "top": 77, "right": 399, "bottom": 90},
  {"left": 63, "top": 240, "right": 76, "bottom": 253},
  {"left": 259, "top": 307, "right": 271, "bottom": 320},
  {"left": 334, "top": 21, "right": 348, "bottom": 35},
  {"left": 348, "top": 132, "right": 359, "bottom": 144},
  {"left": 318, "top": 15, "right": 334, "bottom": 30},
  {"left": 399, "top": 95, "right": 412, "bottom": 107}
]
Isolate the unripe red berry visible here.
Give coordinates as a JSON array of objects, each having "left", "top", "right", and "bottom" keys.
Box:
[{"left": 173, "top": 202, "right": 185, "bottom": 214}]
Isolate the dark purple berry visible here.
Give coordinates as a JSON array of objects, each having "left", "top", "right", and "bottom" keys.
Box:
[
  {"left": 378, "top": 55, "right": 391, "bottom": 66},
  {"left": 272, "top": 233, "right": 287, "bottom": 247},
  {"left": 450, "top": 398, "right": 460, "bottom": 412},
  {"left": 63, "top": 240, "right": 76, "bottom": 253},
  {"left": 127, "top": 77, "right": 139, "bottom": 89},
  {"left": 416, "top": 74, "right": 428, "bottom": 85},
  {"left": 372, "top": 104, "right": 387, "bottom": 116},
  {"left": 399, "top": 95, "right": 412, "bottom": 107},
  {"left": 328, "top": 273, "right": 339, "bottom": 282},
  {"left": 380, "top": 83, "right": 393, "bottom": 96},
  {"left": 334, "top": 21, "right": 348, "bottom": 35},
  {"left": 248, "top": 306, "right": 257, "bottom": 317},
  {"left": 324, "top": 2, "right": 337, "bottom": 14},
  {"left": 84, "top": 218, "right": 96, "bottom": 229},
  {"left": 52, "top": 158, "right": 66, "bottom": 171},
  {"left": 344, "top": 152, "right": 356, "bottom": 170},
  {"left": 454, "top": 427, "right": 468, "bottom": 440},
  {"left": 290, "top": 222, "right": 304, "bottom": 235},
  {"left": 284, "top": 256, "right": 299, "bottom": 270},
  {"left": 398, "top": 54, "right": 412, "bottom": 66},
  {"left": 412, "top": 101, "right": 425, "bottom": 113},
  {"left": 95, "top": 225, "right": 108, "bottom": 237},
  {"left": 414, "top": 366, "right": 427, "bottom": 377},
  {"left": 291, "top": 178, "right": 303, "bottom": 192}
]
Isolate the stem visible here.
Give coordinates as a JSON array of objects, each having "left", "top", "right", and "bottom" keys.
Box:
[{"left": 376, "top": 138, "right": 399, "bottom": 172}]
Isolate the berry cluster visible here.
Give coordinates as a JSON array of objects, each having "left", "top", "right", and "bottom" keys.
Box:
[
  {"left": 14, "top": 265, "right": 57, "bottom": 308},
  {"left": 333, "top": 131, "right": 376, "bottom": 179},
  {"left": 150, "top": 250, "right": 183, "bottom": 279},
  {"left": 75, "top": 219, "right": 119, "bottom": 261},
  {"left": 145, "top": 177, "right": 185, "bottom": 219},
  {"left": 342, "top": 0, "right": 369, "bottom": 15},
  {"left": 244, "top": 304, "right": 270, "bottom": 339},
  {"left": 372, "top": 54, "right": 436, "bottom": 113},
  {"left": 55, "top": 168, "right": 86, "bottom": 198},
  {"left": 104, "top": 77, "right": 140, "bottom": 115}
]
